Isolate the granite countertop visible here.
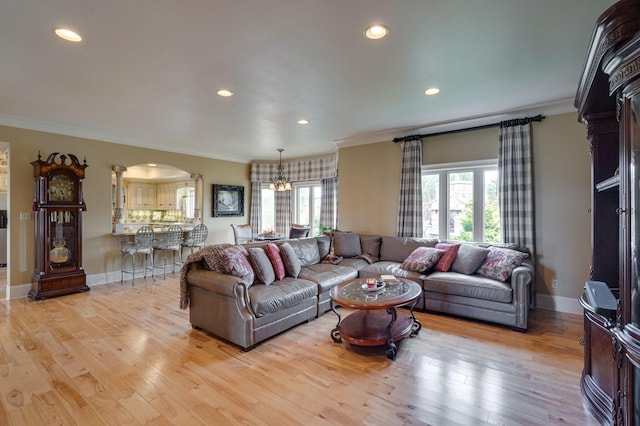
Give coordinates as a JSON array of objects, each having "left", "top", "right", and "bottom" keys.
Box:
[{"left": 112, "top": 223, "right": 194, "bottom": 236}]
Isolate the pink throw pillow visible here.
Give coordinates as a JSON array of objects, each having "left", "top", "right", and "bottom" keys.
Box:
[
  {"left": 264, "top": 243, "right": 286, "bottom": 280},
  {"left": 435, "top": 243, "right": 461, "bottom": 272}
]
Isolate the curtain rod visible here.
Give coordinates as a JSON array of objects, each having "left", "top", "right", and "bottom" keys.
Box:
[{"left": 392, "top": 114, "right": 545, "bottom": 143}]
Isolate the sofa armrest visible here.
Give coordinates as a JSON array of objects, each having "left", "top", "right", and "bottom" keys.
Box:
[
  {"left": 511, "top": 260, "right": 534, "bottom": 307},
  {"left": 186, "top": 269, "right": 249, "bottom": 301}
]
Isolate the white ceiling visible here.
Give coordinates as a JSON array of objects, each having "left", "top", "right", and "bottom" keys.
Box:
[{"left": 0, "top": 0, "right": 617, "bottom": 163}]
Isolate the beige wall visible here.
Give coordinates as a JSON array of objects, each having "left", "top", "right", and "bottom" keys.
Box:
[
  {"left": 338, "top": 112, "right": 592, "bottom": 301},
  {"left": 0, "top": 125, "right": 250, "bottom": 291},
  {"left": 2, "top": 112, "right": 593, "bottom": 304}
]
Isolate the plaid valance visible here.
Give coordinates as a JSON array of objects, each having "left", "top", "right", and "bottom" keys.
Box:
[{"left": 250, "top": 153, "right": 338, "bottom": 183}]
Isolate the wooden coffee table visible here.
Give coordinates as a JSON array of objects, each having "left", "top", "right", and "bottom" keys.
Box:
[{"left": 329, "top": 277, "right": 422, "bottom": 360}]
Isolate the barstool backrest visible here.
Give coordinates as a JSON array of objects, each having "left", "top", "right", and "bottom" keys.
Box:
[
  {"left": 187, "top": 224, "right": 208, "bottom": 246},
  {"left": 165, "top": 225, "right": 183, "bottom": 247},
  {"left": 135, "top": 226, "right": 155, "bottom": 248}
]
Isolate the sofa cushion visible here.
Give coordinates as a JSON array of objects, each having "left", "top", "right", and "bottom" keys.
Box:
[
  {"left": 450, "top": 244, "right": 490, "bottom": 275},
  {"left": 379, "top": 237, "right": 438, "bottom": 262},
  {"left": 248, "top": 277, "right": 318, "bottom": 317},
  {"left": 317, "top": 235, "right": 331, "bottom": 259},
  {"left": 298, "top": 264, "right": 358, "bottom": 294},
  {"left": 220, "top": 245, "right": 255, "bottom": 285},
  {"left": 424, "top": 271, "right": 512, "bottom": 303},
  {"left": 435, "top": 243, "right": 461, "bottom": 272},
  {"left": 360, "top": 235, "right": 382, "bottom": 261},
  {"left": 247, "top": 247, "right": 275, "bottom": 285},
  {"left": 333, "top": 231, "right": 361, "bottom": 257},
  {"left": 359, "top": 261, "right": 427, "bottom": 284},
  {"left": 401, "top": 247, "right": 445, "bottom": 272},
  {"left": 264, "top": 243, "right": 286, "bottom": 280},
  {"left": 477, "top": 247, "right": 528, "bottom": 282},
  {"left": 280, "top": 242, "right": 302, "bottom": 278},
  {"left": 288, "top": 238, "right": 320, "bottom": 266}
]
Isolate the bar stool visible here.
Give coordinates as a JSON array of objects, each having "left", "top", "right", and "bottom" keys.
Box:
[
  {"left": 181, "top": 224, "right": 208, "bottom": 257},
  {"left": 121, "top": 226, "right": 155, "bottom": 284},
  {"left": 153, "top": 225, "right": 183, "bottom": 279}
]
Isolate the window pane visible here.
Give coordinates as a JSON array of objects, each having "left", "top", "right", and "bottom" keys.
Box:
[
  {"left": 448, "top": 171, "right": 473, "bottom": 241},
  {"left": 312, "top": 186, "right": 321, "bottom": 236},
  {"left": 422, "top": 173, "right": 439, "bottom": 239},
  {"left": 261, "top": 188, "right": 275, "bottom": 232},
  {"left": 296, "top": 187, "right": 310, "bottom": 225},
  {"left": 483, "top": 170, "right": 501, "bottom": 243}
]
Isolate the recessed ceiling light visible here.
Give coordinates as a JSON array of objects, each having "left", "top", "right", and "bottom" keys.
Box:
[
  {"left": 365, "top": 24, "right": 389, "bottom": 40},
  {"left": 53, "top": 27, "right": 82, "bottom": 42},
  {"left": 424, "top": 87, "right": 441, "bottom": 96},
  {"left": 216, "top": 89, "right": 233, "bottom": 97},
  {"left": 297, "top": 119, "right": 309, "bottom": 125},
  {"left": 147, "top": 164, "right": 157, "bottom": 167}
]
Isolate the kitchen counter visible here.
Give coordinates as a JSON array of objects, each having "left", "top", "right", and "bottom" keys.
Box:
[{"left": 112, "top": 223, "right": 194, "bottom": 236}]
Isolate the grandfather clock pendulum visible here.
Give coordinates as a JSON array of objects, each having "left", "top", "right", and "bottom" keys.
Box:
[{"left": 30, "top": 152, "right": 89, "bottom": 300}]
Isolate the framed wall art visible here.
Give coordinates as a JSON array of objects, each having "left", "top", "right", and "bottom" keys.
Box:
[{"left": 213, "top": 184, "right": 244, "bottom": 217}]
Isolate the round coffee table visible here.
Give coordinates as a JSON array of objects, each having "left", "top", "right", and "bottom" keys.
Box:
[{"left": 329, "top": 277, "right": 422, "bottom": 360}]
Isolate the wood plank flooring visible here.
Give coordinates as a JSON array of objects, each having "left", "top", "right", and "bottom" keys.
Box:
[{"left": 0, "top": 276, "right": 598, "bottom": 425}]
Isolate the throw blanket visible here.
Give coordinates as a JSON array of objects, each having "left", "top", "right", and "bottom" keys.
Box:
[{"left": 179, "top": 244, "right": 231, "bottom": 309}]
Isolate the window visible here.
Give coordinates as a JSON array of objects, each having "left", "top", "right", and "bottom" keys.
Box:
[
  {"left": 293, "top": 181, "right": 321, "bottom": 236},
  {"left": 422, "top": 161, "right": 500, "bottom": 243},
  {"left": 260, "top": 184, "right": 275, "bottom": 233}
]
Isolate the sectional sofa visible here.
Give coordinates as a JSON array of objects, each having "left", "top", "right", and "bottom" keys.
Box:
[{"left": 179, "top": 232, "right": 534, "bottom": 350}]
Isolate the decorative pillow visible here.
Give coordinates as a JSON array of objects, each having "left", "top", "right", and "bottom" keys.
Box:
[
  {"left": 360, "top": 235, "right": 382, "bottom": 260},
  {"left": 247, "top": 247, "right": 276, "bottom": 285},
  {"left": 317, "top": 235, "right": 331, "bottom": 259},
  {"left": 279, "top": 242, "right": 302, "bottom": 278},
  {"left": 400, "top": 247, "right": 445, "bottom": 272},
  {"left": 435, "top": 243, "right": 461, "bottom": 272},
  {"left": 450, "top": 244, "right": 490, "bottom": 275},
  {"left": 264, "top": 243, "right": 285, "bottom": 280},
  {"left": 333, "top": 231, "right": 362, "bottom": 258},
  {"left": 477, "top": 247, "right": 528, "bottom": 282},
  {"left": 220, "top": 245, "right": 255, "bottom": 285}
]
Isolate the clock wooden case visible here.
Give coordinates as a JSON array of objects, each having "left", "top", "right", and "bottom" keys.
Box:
[{"left": 30, "top": 152, "right": 89, "bottom": 300}]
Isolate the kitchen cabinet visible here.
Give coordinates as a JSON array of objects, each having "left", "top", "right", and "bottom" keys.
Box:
[
  {"left": 156, "top": 182, "right": 178, "bottom": 209},
  {"left": 127, "top": 181, "right": 156, "bottom": 209}
]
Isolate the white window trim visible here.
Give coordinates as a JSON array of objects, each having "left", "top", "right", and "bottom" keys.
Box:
[{"left": 422, "top": 159, "right": 498, "bottom": 242}]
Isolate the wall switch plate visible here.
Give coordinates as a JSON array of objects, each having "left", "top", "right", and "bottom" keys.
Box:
[
  {"left": 20, "top": 212, "right": 32, "bottom": 220},
  {"left": 551, "top": 279, "right": 559, "bottom": 289}
]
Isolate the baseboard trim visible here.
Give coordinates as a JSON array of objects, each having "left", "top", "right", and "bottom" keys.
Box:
[{"left": 536, "top": 293, "right": 582, "bottom": 315}]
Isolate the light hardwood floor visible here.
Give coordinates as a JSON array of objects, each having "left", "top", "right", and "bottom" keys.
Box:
[{"left": 0, "top": 276, "right": 597, "bottom": 425}]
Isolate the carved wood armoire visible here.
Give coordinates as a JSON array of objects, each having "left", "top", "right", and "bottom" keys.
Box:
[{"left": 576, "top": 0, "right": 640, "bottom": 424}]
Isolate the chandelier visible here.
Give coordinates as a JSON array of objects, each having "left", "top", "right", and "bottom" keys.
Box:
[{"left": 269, "top": 148, "right": 291, "bottom": 191}]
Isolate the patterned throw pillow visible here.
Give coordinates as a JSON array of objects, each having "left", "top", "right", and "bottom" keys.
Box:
[
  {"left": 247, "top": 247, "right": 276, "bottom": 285},
  {"left": 450, "top": 244, "right": 490, "bottom": 275},
  {"left": 279, "top": 242, "right": 302, "bottom": 278},
  {"left": 400, "top": 247, "right": 445, "bottom": 272},
  {"left": 220, "top": 245, "right": 255, "bottom": 285},
  {"left": 435, "top": 243, "right": 461, "bottom": 272},
  {"left": 263, "top": 243, "right": 285, "bottom": 280},
  {"left": 477, "top": 247, "right": 528, "bottom": 282}
]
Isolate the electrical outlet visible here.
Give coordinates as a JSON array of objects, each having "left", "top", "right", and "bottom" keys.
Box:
[
  {"left": 551, "top": 279, "right": 559, "bottom": 289},
  {"left": 20, "top": 212, "right": 32, "bottom": 221}
]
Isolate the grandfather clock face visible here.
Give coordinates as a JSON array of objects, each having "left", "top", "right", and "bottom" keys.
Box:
[{"left": 48, "top": 173, "right": 75, "bottom": 202}]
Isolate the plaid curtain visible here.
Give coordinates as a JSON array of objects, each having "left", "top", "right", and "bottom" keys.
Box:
[
  {"left": 320, "top": 176, "right": 338, "bottom": 230},
  {"left": 250, "top": 182, "right": 262, "bottom": 236},
  {"left": 498, "top": 122, "right": 535, "bottom": 306},
  {"left": 274, "top": 190, "right": 291, "bottom": 235},
  {"left": 396, "top": 138, "right": 423, "bottom": 237}
]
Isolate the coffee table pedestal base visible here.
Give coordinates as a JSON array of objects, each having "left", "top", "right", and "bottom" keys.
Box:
[{"left": 332, "top": 309, "right": 418, "bottom": 360}]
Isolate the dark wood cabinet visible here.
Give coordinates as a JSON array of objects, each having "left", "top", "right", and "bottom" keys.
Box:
[
  {"left": 29, "top": 152, "right": 89, "bottom": 300},
  {"left": 576, "top": 1, "right": 640, "bottom": 424}
]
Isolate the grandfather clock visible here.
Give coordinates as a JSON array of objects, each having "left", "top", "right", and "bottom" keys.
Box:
[{"left": 30, "top": 152, "right": 89, "bottom": 300}]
